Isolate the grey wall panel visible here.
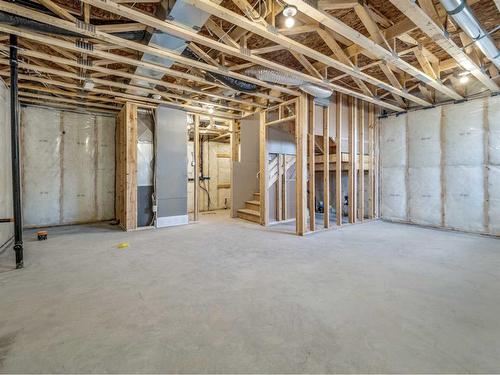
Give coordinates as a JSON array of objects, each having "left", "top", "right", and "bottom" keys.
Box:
[{"left": 155, "top": 106, "right": 188, "bottom": 226}]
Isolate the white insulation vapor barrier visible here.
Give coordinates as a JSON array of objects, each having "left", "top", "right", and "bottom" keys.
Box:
[
  {"left": 379, "top": 96, "right": 499, "bottom": 236},
  {"left": 0, "top": 80, "right": 12, "bottom": 250},
  {"left": 380, "top": 114, "right": 407, "bottom": 221},
  {"left": 21, "top": 106, "right": 116, "bottom": 227}
]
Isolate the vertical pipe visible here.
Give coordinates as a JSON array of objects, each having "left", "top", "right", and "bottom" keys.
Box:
[{"left": 10, "top": 34, "right": 23, "bottom": 269}]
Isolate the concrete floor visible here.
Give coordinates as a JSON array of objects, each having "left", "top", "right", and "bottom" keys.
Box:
[{"left": 0, "top": 210, "right": 499, "bottom": 373}]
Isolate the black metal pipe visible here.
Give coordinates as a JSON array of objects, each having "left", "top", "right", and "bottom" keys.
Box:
[{"left": 10, "top": 34, "right": 23, "bottom": 269}]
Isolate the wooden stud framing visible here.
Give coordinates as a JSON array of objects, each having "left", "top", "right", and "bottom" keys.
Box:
[
  {"left": 116, "top": 102, "right": 137, "bottom": 231},
  {"left": 308, "top": 96, "right": 316, "bottom": 231},
  {"left": 335, "top": 93, "right": 343, "bottom": 226},
  {"left": 296, "top": 94, "right": 308, "bottom": 235},
  {"left": 323, "top": 103, "right": 330, "bottom": 229},
  {"left": 348, "top": 97, "right": 357, "bottom": 223},
  {"left": 259, "top": 111, "right": 268, "bottom": 226},
  {"left": 358, "top": 101, "right": 365, "bottom": 221},
  {"left": 368, "top": 103, "right": 375, "bottom": 218}
]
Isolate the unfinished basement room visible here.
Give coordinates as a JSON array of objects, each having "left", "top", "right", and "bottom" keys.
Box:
[{"left": 0, "top": 0, "right": 499, "bottom": 373}]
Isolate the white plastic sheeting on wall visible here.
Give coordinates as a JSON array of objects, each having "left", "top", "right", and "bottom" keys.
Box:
[
  {"left": 22, "top": 107, "right": 62, "bottom": 226},
  {"left": 443, "top": 100, "right": 485, "bottom": 232},
  {"left": 408, "top": 107, "right": 441, "bottom": 226},
  {"left": 380, "top": 114, "right": 407, "bottom": 221},
  {"left": 0, "top": 80, "right": 12, "bottom": 250},
  {"left": 62, "top": 111, "right": 97, "bottom": 223},
  {"left": 96, "top": 116, "right": 115, "bottom": 220},
  {"left": 21, "top": 106, "right": 116, "bottom": 227},
  {"left": 380, "top": 96, "right": 498, "bottom": 236}
]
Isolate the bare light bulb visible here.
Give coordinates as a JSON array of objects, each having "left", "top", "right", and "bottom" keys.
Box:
[
  {"left": 459, "top": 75, "right": 469, "bottom": 84},
  {"left": 284, "top": 16, "right": 295, "bottom": 28},
  {"left": 207, "top": 106, "right": 214, "bottom": 114}
]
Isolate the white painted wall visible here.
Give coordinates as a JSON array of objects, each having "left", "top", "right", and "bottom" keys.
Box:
[
  {"left": 380, "top": 96, "right": 499, "bottom": 235},
  {"left": 0, "top": 80, "right": 12, "bottom": 251}
]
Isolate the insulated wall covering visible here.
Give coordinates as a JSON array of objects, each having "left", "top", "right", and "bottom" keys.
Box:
[
  {"left": 379, "top": 96, "right": 498, "bottom": 235},
  {"left": 21, "top": 106, "right": 116, "bottom": 227}
]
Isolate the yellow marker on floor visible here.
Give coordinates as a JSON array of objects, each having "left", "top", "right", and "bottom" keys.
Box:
[{"left": 117, "top": 242, "right": 129, "bottom": 249}]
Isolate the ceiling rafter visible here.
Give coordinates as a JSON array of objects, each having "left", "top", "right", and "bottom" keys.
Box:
[
  {"left": 80, "top": 0, "right": 407, "bottom": 110},
  {"left": 282, "top": 0, "right": 463, "bottom": 100}
]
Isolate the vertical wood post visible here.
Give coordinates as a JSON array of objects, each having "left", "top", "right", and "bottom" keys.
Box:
[
  {"left": 335, "top": 93, "right": 343, "bottom": 226},
  {"left": 259, "top": 111, "right": 268, "bottom": 226},
  {"left": 323, "top": 103, "right": 330, "bottom": 228},
  {"left": 193, "top": 114, "right": 200, "bottom": 221},
  {"left": 358, "top": 101, "right": 365, "bottom": 221},
  {"left": 308, "top": 96, "right": 316, "bottom": 231},
  {"left": 368, "top": 103, "right": 375, "bottom": 218},
  {"left": 348, "top": 97, "right": 357, "bottom": 223},
  {"left": 296, "top": 95, "right": 308, "bottom": 235}
]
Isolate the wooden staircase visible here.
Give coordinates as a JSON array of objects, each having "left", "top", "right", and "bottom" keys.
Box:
[{"left": 237, "top": 192, "right": 261, "bottom": 223}]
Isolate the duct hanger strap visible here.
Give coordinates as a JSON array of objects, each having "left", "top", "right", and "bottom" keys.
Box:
[{"left": 446, "top": 0, "right": 467, "bottom": 15}]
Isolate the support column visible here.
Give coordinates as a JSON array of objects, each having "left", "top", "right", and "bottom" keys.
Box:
[
  {"left": 10, "top": 34, "right": 23, "bottom": 269},
  {"left": 296, "top": 95, "right": 308, "bottom": 235}
]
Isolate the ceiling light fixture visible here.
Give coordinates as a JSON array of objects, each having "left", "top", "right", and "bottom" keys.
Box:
[
  {"left": 207, "top": 106, "right": 214, "bottom": 114},
  {"left": 284, "top": 16, "right": 295, "bottom": 28},
  {"left": 458, "top": 71, "right": 470, "bottom": 84},
  {"left": 283, "top": 5, "right": 297, "bottom": 17},
  {"left": 82, "top": 79, "right": 95, "bottom": 91},
  {"left": 459, "top": 75, "right": 470, "bottom": 84}
]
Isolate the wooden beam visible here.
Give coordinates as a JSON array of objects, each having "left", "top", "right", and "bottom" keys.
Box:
[
  {"left": 0, "top": 2, "right": 297, "bottom": 97},
  {"left": 318, "top": 0, "right": 358, "bottom": 10},
  {"left": 1, "top": 45, "right": 263, "bottom": 108},
  {"left": 96, "top": 23, "right": 147, "bottom": 33},
  {"left": 282, "top": 0, "right": 463, "bottom": 100},
  {"left": 182, "top": 0, "right": 424, "bottom": 109},
  {"left": 38, "top": 0, "right": 77, "bottom": 22},
  {"left": 388, "top": 0, "right": 499, "bottom": 92}
]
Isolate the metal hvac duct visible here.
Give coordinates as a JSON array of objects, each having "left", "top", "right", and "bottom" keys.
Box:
[
  {"left": 439, "top": 0, "right": 500, "bottom": 69},
  {"left": 245, "top": 66, "right": 333, "bottom": 99}
]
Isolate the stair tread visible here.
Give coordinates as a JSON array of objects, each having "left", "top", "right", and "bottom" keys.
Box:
[
  {"left": 253, "top": 192, "right": 260, "bottom": 196},
  {"left": 245, "top": 200, "right": 260, "bottom": 205},
  {"left": 237, "top": 208, "right": 260, "bottom": 216}
]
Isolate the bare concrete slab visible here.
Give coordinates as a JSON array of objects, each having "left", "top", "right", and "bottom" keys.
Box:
[{"left": 0, "top": 211, "right": 499, "bottom": 373}]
